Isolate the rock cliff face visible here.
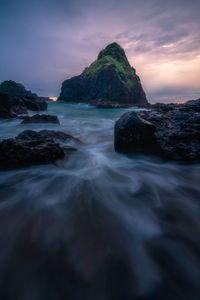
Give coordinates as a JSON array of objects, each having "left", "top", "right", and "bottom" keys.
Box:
[
  {"left": 0, "top": 80, "right": 48, "bottom": 118},
  {"left": 59, "top": 43, "right": 148, "bottom": 106}
]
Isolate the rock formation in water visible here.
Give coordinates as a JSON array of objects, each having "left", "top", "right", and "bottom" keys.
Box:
[
  {"left": 0, "top": 92, "right": 28, "bottom": 118},
  {"left": 114, "top": 99, "right": 200, "bottom": 161},
  {"left": 0, "top": 80, "right": 48, "bottom": 118},
  {"left": 58, "top": 42, "right": 148, "bottom": 106},
  {"left": 0, "top": 130, "right": 80, "bottom": 170},
  {"left": 21, "top": 114, "right": 60, "bottom": 124}
]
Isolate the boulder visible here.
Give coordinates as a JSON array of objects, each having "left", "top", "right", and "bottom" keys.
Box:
[
  {"left": 114, "top": 99, "right": 200, "bottom": 161},
  {"left": 59, "top": 42, "right": 148, "bottom": 107},
  {"left": 114, "top": 111, "right": 161, "bottom": 155},
  {"left": 21, "top": 114, "right": 60, "bottom": 124},
  {"left": 0, "top": 130, "right": 79, "bottom": 170}
]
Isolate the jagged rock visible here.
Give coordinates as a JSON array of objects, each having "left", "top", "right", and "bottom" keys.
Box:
[
  {"left": 21, "top": 114, "right": 60, "bottom": 124},
  {"left": 59, "top": 42, "right": 148, "bottom": 106},
  {"left": 38, "top": 130, "right": 81, "bottom": 145},
  {"left": 114, "top": 99, "right": 200, "bottom": 161},
  {"left": 0, "top": 80, "right": 48, "bottom": 118},
  {"left": 22, "top": 95, "right": 47, "bottom": 111},
  {"left": 0, "top": 130, "right": 79, "bottom": 170},
  {"left": 0, "top": 93, "right": 27, "bottom": 118},
  {"left": 150, "top": 99, "right": 200, "bottom": 113}
]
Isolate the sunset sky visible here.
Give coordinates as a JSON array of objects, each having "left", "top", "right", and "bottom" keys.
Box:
[{"left": 0, "top": 0, "right": 200, "bottom": 102}]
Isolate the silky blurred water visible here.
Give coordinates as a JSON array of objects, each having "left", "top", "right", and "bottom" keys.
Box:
[{"left": 0, "top": 101, "right": 200, "bottom": 300}]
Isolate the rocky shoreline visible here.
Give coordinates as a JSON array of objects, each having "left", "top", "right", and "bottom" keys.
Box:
[
  {"left": 115, "top": 98, "right": 200, "bottom": 162},
  {"left": 0, "top": 81, "right": 82, "bottom": 170},
  {"left": 0, "top": 130, "right": 79, "bottom": 170},
  {"left": 1, "top": 96, "right": 200, "bottom": 170},
  {"left": 0, "top": 81, "right": 49, "bottom": 118},
  {"left": 0, "top": 69, "right": 200, "bottom": 168},
  {"left": 89, "top": 100, "right": 148, "bottom": 108}
]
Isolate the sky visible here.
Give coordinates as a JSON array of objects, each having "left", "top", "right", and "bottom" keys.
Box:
[{"left": 0, "top": 0, "right": 200, "bottom": 103}]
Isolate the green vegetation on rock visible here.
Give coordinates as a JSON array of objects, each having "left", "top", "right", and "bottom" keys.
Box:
[
  {"left": 83, "top": 55, "right": 135, "bottom": 90},
  {"left": 59, "top": 42, "right": 148, "bottom": 106},
  {"left": 0, "top": 80, "right": 25, "bottom": 94},
  {"left": 82, "top": 45, "right": 136, "bottom": 91},
  {"left": 97, "top": 42, "right": 130, "bottom": 66}
]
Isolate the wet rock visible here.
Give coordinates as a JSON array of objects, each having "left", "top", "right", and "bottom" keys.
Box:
[
  {"left": 114, "top": 111, "right": 161, "bottom": 155},
  {"left": 90, "top": 101, "right": 139, "bottom": 108},
  {"left": 0, "top": 80, "right": 48, "bottom": 118},
  {"left": 38, "top": 130, "right": 81, "bottom": 144},
  {"left": 0, "top": 93, "right": 27, "bottom": 118},
  {"left": 114, "top": 99, "right": 200, "bottom": 161},
  {"left": 21, "top": 114, "right": 60, "bottom": 124},
  {"left": 22, "top": 95, "right": 47, "bottom": 111},
  {"left": 0, "top": 130, "right": 79, "bottom": 170}
]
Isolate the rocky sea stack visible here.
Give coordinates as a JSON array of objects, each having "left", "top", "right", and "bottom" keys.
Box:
[{"left": 58, "top": 42, "right": 148, "bottom": 106}]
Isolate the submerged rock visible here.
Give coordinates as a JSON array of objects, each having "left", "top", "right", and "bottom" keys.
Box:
[
  {"left": 0, "top": 130, "right": 79, "bottom": 170},
  {"left": 59, "top": 42, "right": 148, "bottom": 106},
  {"left": 0, "top": 80, "right": 48, "bottom": 118},
  {"left": 21, "top": 114, "right": 60, "bottom": 124},
  {"left": 114, "top": 99, "right": 200, "bottom": 161}
]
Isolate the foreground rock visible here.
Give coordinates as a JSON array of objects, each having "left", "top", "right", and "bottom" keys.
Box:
[
  {"left": 38, "top": 130, "right": 81, "bottom": 145},
  {"left": 21, "top": 114, "right": 60, "bottom": 124},
  {"left": 0, "top": 130, "right": 79, "bottom": 170},
  {"left": 0, "top": 80, "right": 48, "bottom": 118},
  {"left": 59, "top": 42, "right": 148, "bottom": 107},
  {"left": 115, "top": 99, "right": 200, "bottom": 162}
]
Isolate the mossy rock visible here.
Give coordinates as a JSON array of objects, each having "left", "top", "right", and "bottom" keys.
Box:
[
  {"left": 59, "top": 42, "right": 148, "bottom": 106},
  {"left": 0, "top": 80, "right": 26, "bottom": 94}
]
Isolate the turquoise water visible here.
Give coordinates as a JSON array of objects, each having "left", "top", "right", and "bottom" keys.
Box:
[{"left": 0, "top": 101, "right": 200, "bottom": 299}]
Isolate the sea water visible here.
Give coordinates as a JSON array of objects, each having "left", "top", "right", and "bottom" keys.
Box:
[{"left": 0, "top": 101, "right": 200, "bottom": 300}]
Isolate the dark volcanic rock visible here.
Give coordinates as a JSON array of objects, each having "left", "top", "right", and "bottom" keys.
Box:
[
  {"left": 0, "top": 93, "right": 27, "bottom": 118},
  {"left": 21, "top": 114, "right": 60, "bottom": 124},
  {"left": 0, "top": 130, "right": 79, "bottom": 170},
  {"left": 0, "top": 80, "right": 48, "bottom": 118},
  {"left": 114, "top": 99, "right": 200, "bottom": 161},
  {"left": 59, "top": 42, "right": 148, "bottom": 107},
  {"left": 114, "top": 112, "right": 161, "bottom": 155},
  {"left": 0, "top": 131, "right": 64, "bottom": 170},
  {"left": 150, "top": 99, "right": 200, "bottom": 113},
  {"left": 90, "top": 100, "right": 138, "bottom": 109},
  {"left": 22, "top": 95, "right": 47, "bottom": 111},
  {"left": 38, "top": 130, "right": 81, "bottom": 145}
]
